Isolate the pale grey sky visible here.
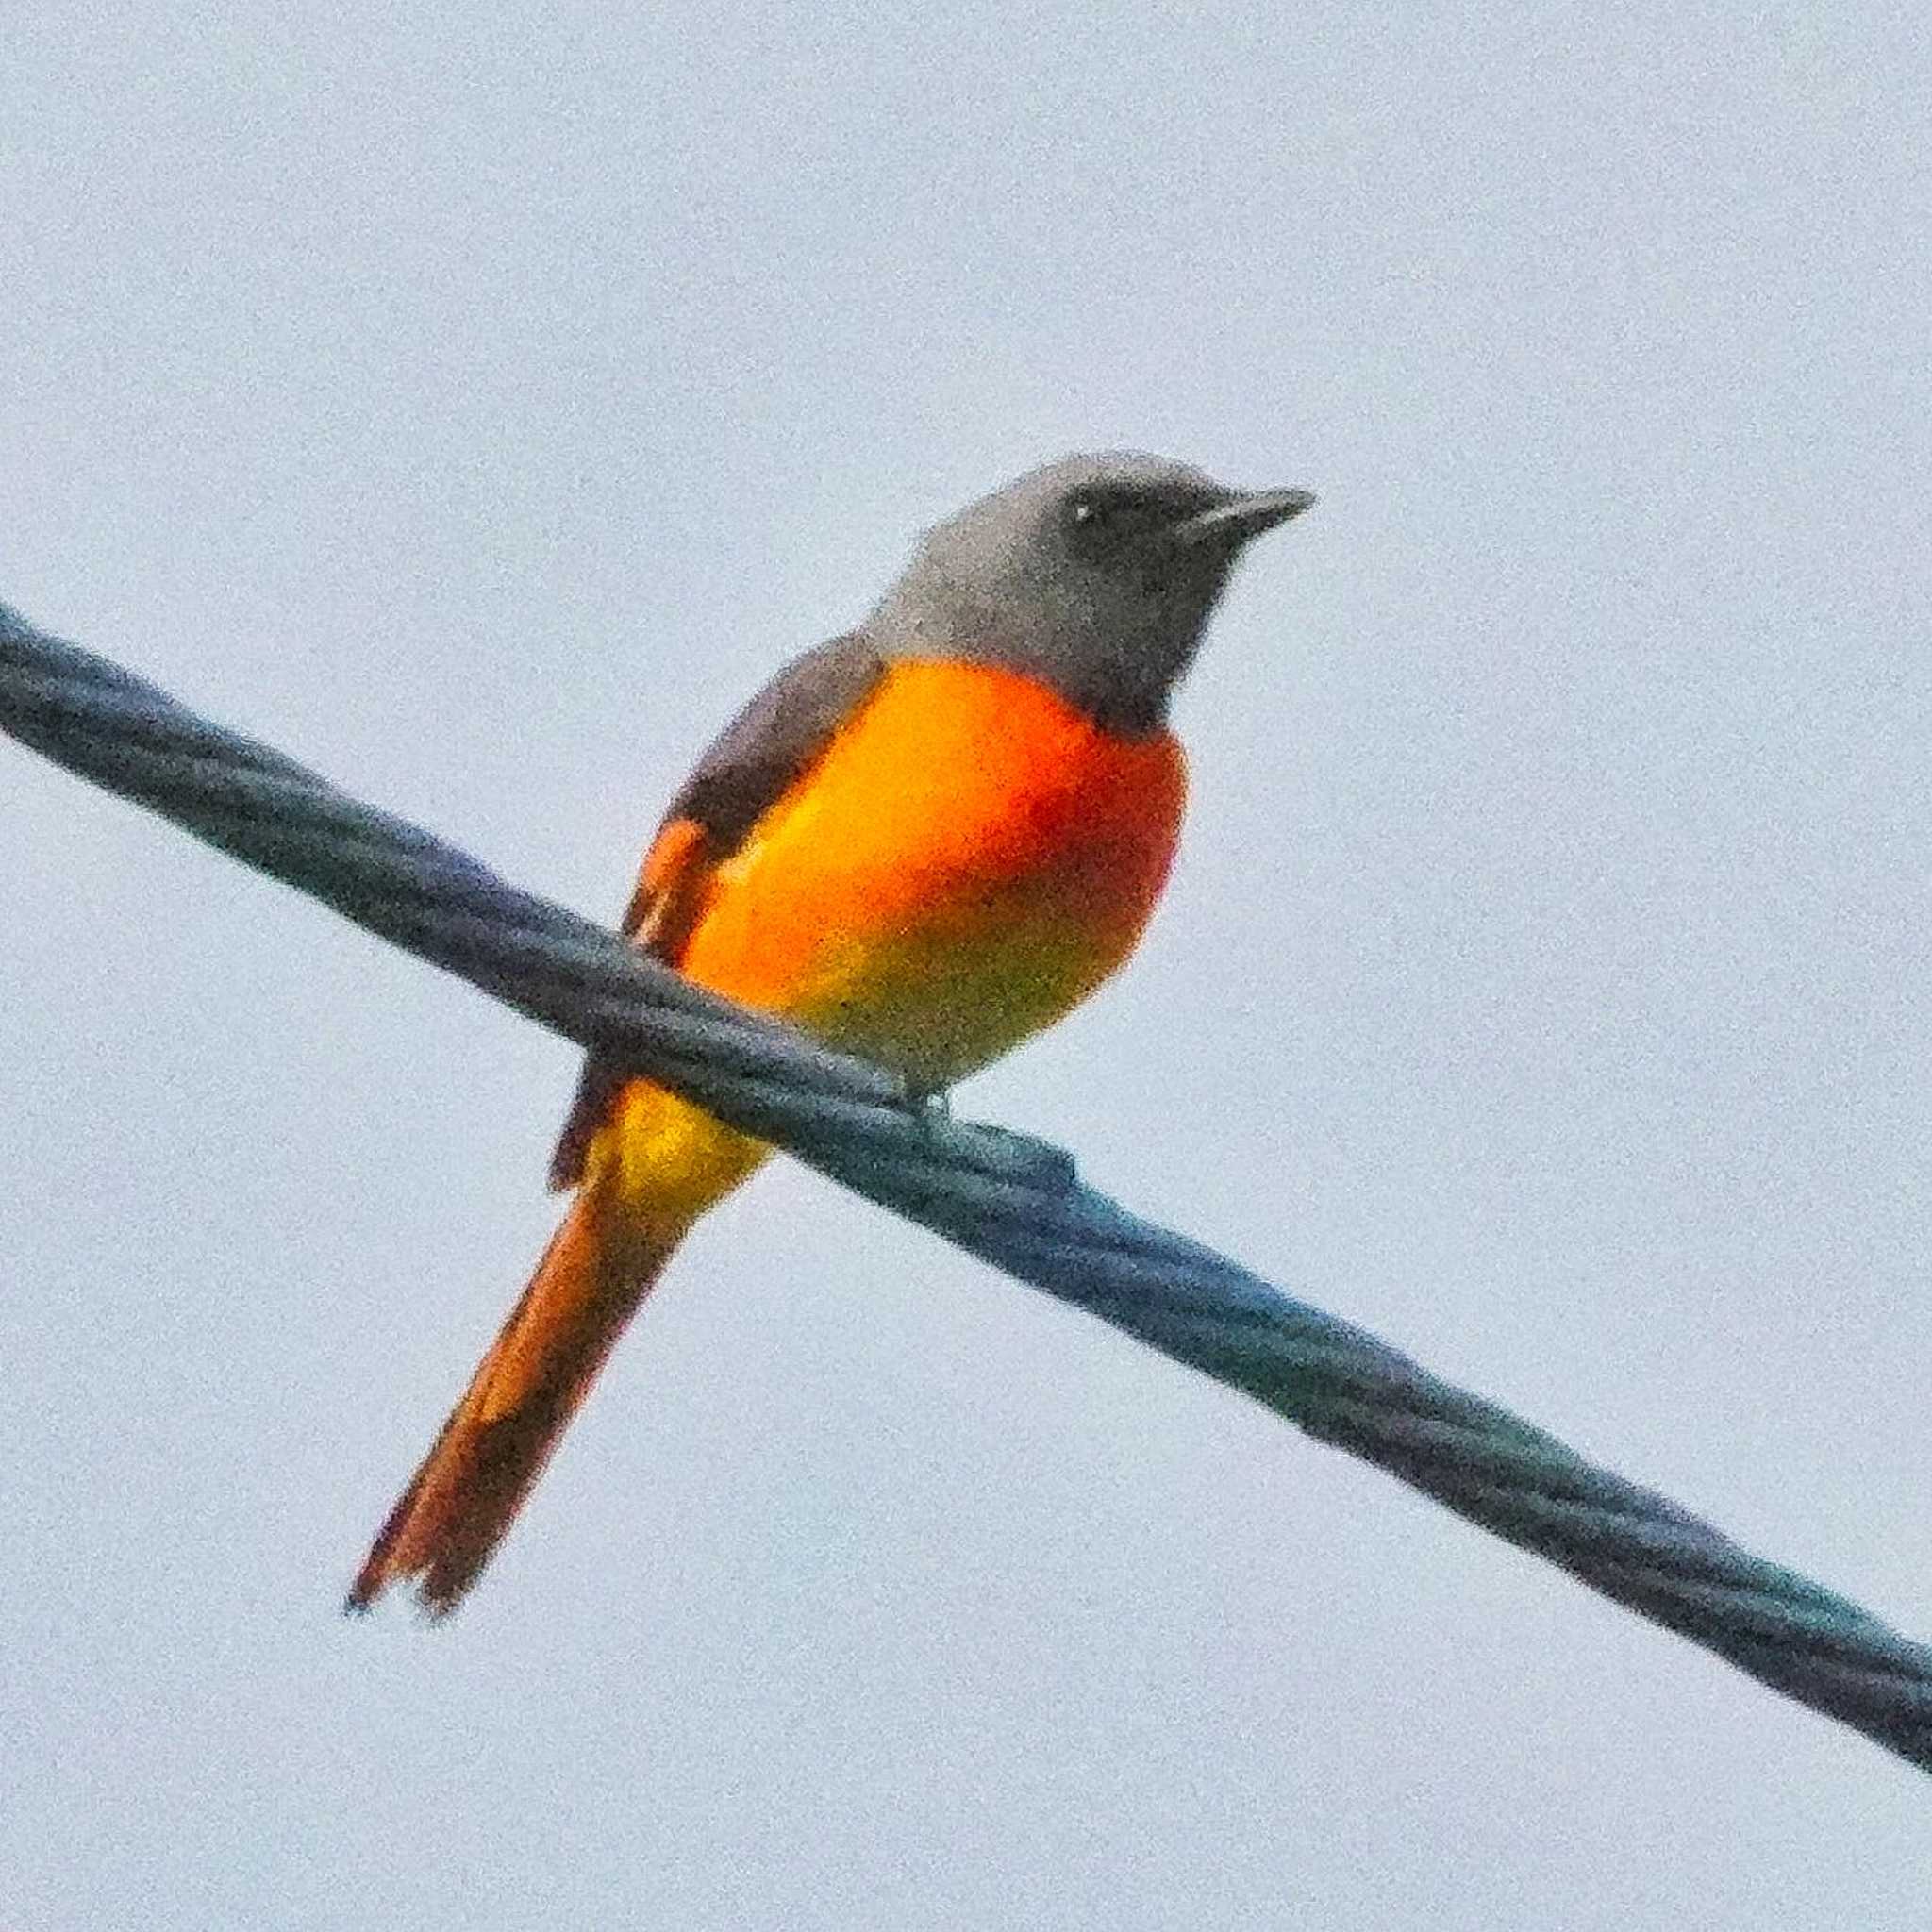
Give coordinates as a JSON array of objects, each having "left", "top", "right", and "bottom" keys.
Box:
[{"left": 4, "top": 5, "right": 1930, "bottom": 1926}]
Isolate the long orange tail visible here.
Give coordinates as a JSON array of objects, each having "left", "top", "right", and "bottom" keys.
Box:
[{"left": 347, "top": 1186, "right": 685, "bottom": 1617}]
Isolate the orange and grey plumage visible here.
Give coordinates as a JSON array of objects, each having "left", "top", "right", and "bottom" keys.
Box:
[{"left": 348, "top": 455, "right": 1310, "bottom": 1615}]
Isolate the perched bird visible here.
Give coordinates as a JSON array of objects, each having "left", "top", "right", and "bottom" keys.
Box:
[{"left": 348, "top": 453, "right": 1313, "bottom": 1614}]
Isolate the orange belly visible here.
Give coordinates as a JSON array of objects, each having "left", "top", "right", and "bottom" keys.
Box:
[{"left": 590, "top": 659, "right": 1187, "bottom": 1215}]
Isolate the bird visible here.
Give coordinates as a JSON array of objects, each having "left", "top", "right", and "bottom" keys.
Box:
[{"left": 347, "top": 452, "right": 1313, "bottom": 1615}]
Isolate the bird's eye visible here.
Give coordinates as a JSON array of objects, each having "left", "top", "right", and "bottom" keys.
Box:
[{"left": 1065, "top": 493, "right": 1122, "bottom": 551}]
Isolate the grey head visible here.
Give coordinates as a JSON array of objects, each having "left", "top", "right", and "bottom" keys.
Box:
[{"left": 866, "top": 452, "right": 1314, "bottom": 735}]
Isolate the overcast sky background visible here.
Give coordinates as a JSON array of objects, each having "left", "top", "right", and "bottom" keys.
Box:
[{"left": 4, "top": 6, "right": 1930, "bottom": 1926}]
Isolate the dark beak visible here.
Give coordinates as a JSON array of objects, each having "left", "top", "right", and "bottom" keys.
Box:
[{"left": 1175, "top": 487, "right": 1317, "bottom": 547}]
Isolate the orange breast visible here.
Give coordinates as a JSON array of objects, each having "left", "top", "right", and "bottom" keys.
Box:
[{"left": 677, "top": 658, "right": 1187, "bottom": 1090}]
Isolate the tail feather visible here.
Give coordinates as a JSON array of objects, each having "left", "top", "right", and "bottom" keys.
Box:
[{"left": 348, "top": 1189, "right": 684, "bottom": 1617}]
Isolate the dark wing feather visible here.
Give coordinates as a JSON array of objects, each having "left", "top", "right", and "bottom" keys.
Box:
[{"left": 546, "top": 635, "right": 887, "bottom": 1190}]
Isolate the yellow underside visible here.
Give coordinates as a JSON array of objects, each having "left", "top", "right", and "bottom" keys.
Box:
[{"left": 583, "top": 660, "right": 1186, "bottom": 1226}]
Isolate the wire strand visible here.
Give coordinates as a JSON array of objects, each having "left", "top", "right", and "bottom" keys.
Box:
[{"left": 4, "top": 601, "right": 1926, "bottom": 1769}]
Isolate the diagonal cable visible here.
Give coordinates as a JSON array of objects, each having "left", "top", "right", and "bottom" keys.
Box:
[{"left": 4, "top": 601, "right": 1928, "bottom": 1769}]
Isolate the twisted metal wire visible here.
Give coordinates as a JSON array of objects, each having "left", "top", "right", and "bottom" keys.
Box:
[{"left": 5, "top": 601, "right": 1927, "bottom": 1769}]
